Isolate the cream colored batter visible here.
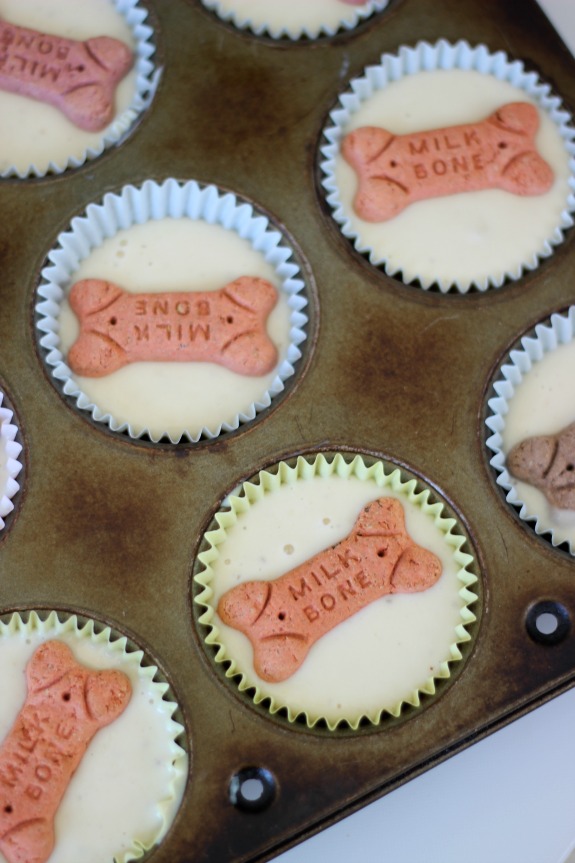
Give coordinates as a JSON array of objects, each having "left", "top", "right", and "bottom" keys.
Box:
[
  {"left": 203, "top": 468, "right": 474, "bottom": 727},
  {"left": 0, "top": 615, "right": 187, "bottom": 863},
  {"left": 330, "top": 69, "right": 572, "bottom": 291},
  {"left": 56, "top": 217, "right": 294, "bottom": 441},
  {"left": 0, "top": 0, "right": 140, "bottom": 175}
]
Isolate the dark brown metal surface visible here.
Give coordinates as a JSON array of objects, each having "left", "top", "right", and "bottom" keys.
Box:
[{"left": 1, "top": 0, "right": 575, "bottom": 861}]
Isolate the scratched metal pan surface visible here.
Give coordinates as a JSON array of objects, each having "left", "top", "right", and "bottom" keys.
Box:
[{"left": 0, "top": 0, "right": 575, "bottom": 861}]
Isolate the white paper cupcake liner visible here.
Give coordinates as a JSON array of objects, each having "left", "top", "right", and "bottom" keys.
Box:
[
  {"left": 0, "top": 609, "right": 187, "bottom": 863},
  {"left": 0, "top": 391, "right": 23, "bottom": 531},
  {"left": 0, "top": 0, "right": 159, "bottom": 179},
  {"left": 36, "top": 178, "right": 308, "bottom": 443},
  {"left": 200, "top": 0, "right": 388, "bottom": 41},
  {"left": 486, "top": 306, "right": 575, "bottom": 554},
  {"left": 321, "top": 39, "right": 575, "bottom": 293},
  {"left": 195, "top": 453, "right": 478, "bottom": 730}
]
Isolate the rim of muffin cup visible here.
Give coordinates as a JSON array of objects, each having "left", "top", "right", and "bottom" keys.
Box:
[
  {"left": 0, "top": 0, "right": 159, "bottom": 180},
  {"left": 199, "top": 0, "right": 389, "bottom": 41},
  {"left": 320, "top": 38, "right": 575, "bottom": 293},
  {"left": 0, "top": 390, "right": 23, "bottom": 533},
  {"left": 486, "top": 306, "right": 575, "bottom": 556},
  {"left": 35, "top": 177, "right": 309, "bottom": 444},
  {"left": 194, "top": 452, "right": 478, "bottom": 732},
  {"left": 0, "top": 608, "right": 187, "bottom": 863}
]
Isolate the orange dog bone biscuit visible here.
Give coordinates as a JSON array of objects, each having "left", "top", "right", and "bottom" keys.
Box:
[
  {"left": 0, "top": 19, "right": 133, "bottom": 131},
  {"left": 0, "top": 641, "right": 131, "bottom": 863},
  {"left": 342, "top": 102, "right": 554, "bottom": 222},
  {"left": 218, "top": 498, "right": 442, "bottom": 683},
  {"left": 67, "top": 276, "right": 279, "bottom": 378},
  {"left": 507, "top": 421, "right": 575, "bottom": 509}
]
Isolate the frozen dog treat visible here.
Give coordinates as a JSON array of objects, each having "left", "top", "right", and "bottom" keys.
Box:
[
  {"left": 218, "top": 497, "right": 442, "bottom": 682},
  {"left": 0, "top": 640, "right": 131, "bottom": 863},
  {"left": 196, "top": 454, "right": 478, "bottom": 727},
  {"left": 507, "top": 422, "right": 575, "bottom": 510},
  {"left": 68, "top": 276, "right": 279, "bottom": 377},
  {"left": 0, "top": 18, "right": 133, "bottom": 131},
  {"left": 342, "top": 102, "right": 554, "bottom": 222},
  {"left": 38, "top": 179, "right": 306, "bottom": 442}
]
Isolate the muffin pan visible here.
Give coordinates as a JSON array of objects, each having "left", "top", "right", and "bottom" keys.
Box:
[{"left": 1, "top": 0, "right": 575, "bottom": 861}]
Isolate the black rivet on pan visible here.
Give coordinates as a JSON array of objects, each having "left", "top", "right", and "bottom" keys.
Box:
[
  {"left": 526, "top": 600, "right": 571, "bottom": 645},
  {"left": 229, "top": 767, "right": 276, "bottom": 812}
]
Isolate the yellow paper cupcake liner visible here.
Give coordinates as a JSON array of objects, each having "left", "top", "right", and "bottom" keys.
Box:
[
  {"left": 195, "top": 453, "right": 478, "bottom": 731},
  {"left": 0, "top": 610, "right": 188, "bottom": 863}
]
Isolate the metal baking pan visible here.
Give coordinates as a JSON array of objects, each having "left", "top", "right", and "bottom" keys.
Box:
[{"left": 1, "top": 0, "right": 574, "bottom": 860}]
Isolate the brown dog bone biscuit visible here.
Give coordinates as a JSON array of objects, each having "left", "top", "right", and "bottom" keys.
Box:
[
  {"left": 341, "top": 102, "right": 554, "bottom": 222},
  {"left": 218, "top": 497, "right": 442, "bottom": 683},
  {"left": 0, "top": 640, "right": 131, "bottom": 863},
  {"left": 0, "top": 19, "right": 133, "bottom": 132},
  {"left": 67, "top": 276, "right": 279, "bottom": 378},
  {"left": 507, "top": 421, "right": 575, "bottom": 509}
]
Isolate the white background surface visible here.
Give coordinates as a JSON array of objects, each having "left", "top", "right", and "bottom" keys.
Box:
[{"left": 275, "top": 2, "right": 575, "bottom": 862}]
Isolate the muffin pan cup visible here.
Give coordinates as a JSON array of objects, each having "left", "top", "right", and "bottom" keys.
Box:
[
  {"left": 1, "top": 0, "right": 575, "bottom": 861},
  {"left": 36, "top": 178, "right": 309, "bottom": 443},
  {"left": 320, "top": 37, "right": 575, "bottom": 292},
  {"left": 194, "top": 452, "right": 478, "bottom": 730}
]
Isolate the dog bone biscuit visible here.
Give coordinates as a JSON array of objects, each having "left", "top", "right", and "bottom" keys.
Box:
[
  {"left": 0, "top": 19, "right": 133, "bottom": 131},
  {"left": 218, "top": 497, "right": 442, "bottom": 682},
  {"left": 67, "top": 276, "right": 279, "bottom": 378},
  {"left": 507, "top": 421, "right": 575, "bottom": 509},
  {"left": 0, "top": 641, "right": 131, "bottom": 863},
  {"left": 342, "top": 102, "right": 554, "bottom": 222}
]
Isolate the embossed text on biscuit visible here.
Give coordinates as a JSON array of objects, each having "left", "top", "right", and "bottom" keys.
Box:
[
  {"left": 0, "top": 641, "right": 131, "bottom": 863},
  {"left": 342, "top": 102, "right": 554, "bottom": 221},
  {"left": 67, "top": 276, "right": 279, "bottom": 377},
  {"left": 0, "top": 19, "right": 133, "bottom": 131},
  {"left": 217, "top": 498, "right": 442, "bottom": 682}
]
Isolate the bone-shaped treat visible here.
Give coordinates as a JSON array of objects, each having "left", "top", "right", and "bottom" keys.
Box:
[
  {"left": 0, "top": 19, "right": 133, "bottom": 131},
  {"left": 218, "top": 497, "right": 442, "bottom": 683},
  {"left": 67, "top": 276, "right": 279, "bottom": 378},
  {"left": 341, "top": 102, "right": 554, "bottom": 222},
  {"left": 0, "top": 641, "right": 131, "bottom": 863},
  {"left": 507, "top": 421, "right": 575, "bottom": 510}
]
